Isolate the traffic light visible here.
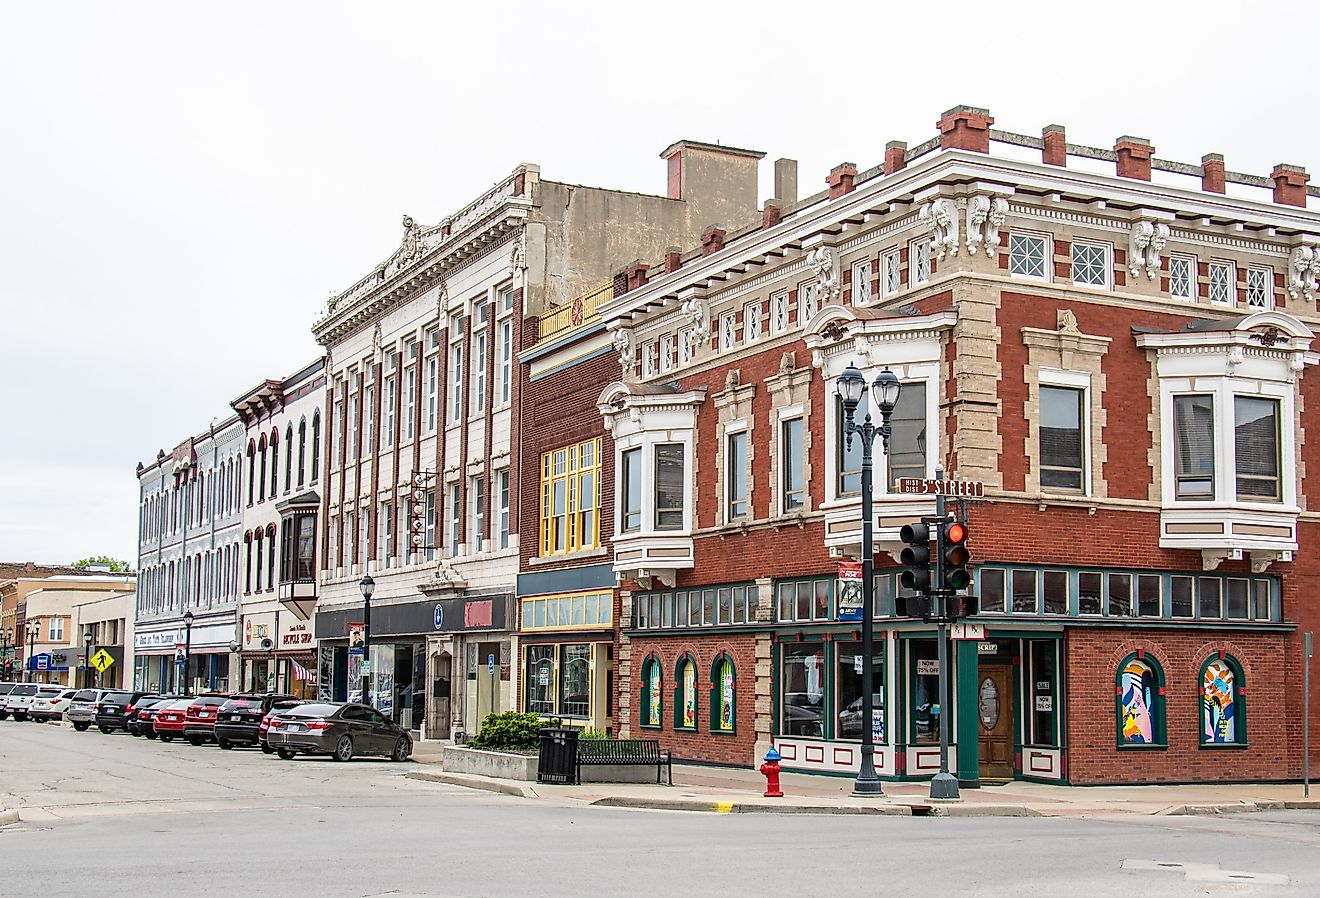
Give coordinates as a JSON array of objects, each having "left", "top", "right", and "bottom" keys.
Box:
[
  {"left": 943, "top": 520, "right": 971, "bottom": 592},
  {"left": 899, "top": 523, "right": 931, "bottom": 594},
  {"left": 895, "top": 592, "right": 932, "bottom": 619}
]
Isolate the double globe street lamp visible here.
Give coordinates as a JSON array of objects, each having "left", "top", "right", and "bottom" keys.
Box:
[
  {"left": 83, "top": 631, "right": 94, "bottom": 689},
  {"left": 24, "top": 618, "right": 41, "bottom": 684},
  {"left": 182, "top": 610, "right": 194, "bottom": 696},
  {"left": 836, "top": 364, "right": 902, "bottom": 797}
]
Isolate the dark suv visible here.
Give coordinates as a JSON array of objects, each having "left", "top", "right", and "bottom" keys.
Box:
[
  {"left": 213, "top": 694, "right": 298, "bottom": 749},
  {"left": 94, "top": 690, "right": 149, "bottom": 733}
]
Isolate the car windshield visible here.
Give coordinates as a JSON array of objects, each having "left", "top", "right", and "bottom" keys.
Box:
[
  {"left": 12, "top": 685, "right": 38, "bottom": 696},
  {"left": 36, "top": 687, "right": 61, "bottom": 698},
  {"left": 279, "top": 703, "right": 338, "bottom": 718}
]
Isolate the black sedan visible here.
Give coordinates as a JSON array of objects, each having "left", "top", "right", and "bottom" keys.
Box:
[
  {"left": 213, "top": 694, "right": 298, "bottom": 749},
  {"left": 266, "top": 702, "right": 412, "bottom": 762}
]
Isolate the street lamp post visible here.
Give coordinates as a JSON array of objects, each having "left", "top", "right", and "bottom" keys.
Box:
[
  {"left": 837, "top": 364, "right": 902, "bottom": 797},
  {"left": 25, "top": 619, "right": 40, "bottom": 684},
  {"left": 359, "top": 574, "right": 375, "bottom": 707},
  {"left": 182, "top": 610, "right": 195, "bottom": 696},
  {"left": 84, "top": 631, "right": 94, "bottom": 689},
  {"left": 1, "top": 626, "right": 10, "bottom": 679}
]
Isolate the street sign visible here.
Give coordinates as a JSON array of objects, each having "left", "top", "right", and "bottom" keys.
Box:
[
  {"left": 487, "top": 654, "right": 496, "bottom": 675},
  {"left": 90, "top": 649, "right": 115, "bottom": 673},
  {"left": 433, "top": 604, "right": 444, "bottom": 631},
  {"left": 360, "top": 660, "right": 371, "bottom": 675},
  {"left": 896, "top": 477, "right": 985, "bottom": 498}
]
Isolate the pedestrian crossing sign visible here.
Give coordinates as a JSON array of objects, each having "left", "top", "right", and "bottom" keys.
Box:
[{"left": 90, "top": 649, "right": 115, "bottom": 673}]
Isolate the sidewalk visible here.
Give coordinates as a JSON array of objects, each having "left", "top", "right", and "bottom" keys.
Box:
[{"left": 406, "top": 744, "right": 1320, "bottom": 817}]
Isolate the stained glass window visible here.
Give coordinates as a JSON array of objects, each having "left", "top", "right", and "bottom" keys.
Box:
[
  {"left": 711, "top": 655, "right": 735, "bottom": 733},
  {"left": 1201, "top": 656, "right": 1244, "bottom": 745},
  {"left": 1117, "top": 653, "right": 1165, "bottom": 747},
  {"left": 675, "top": 657, "right": 697, "bottom": 730},
  {"left": 640, "top": 656, "right": 661, "bottom": 729}
]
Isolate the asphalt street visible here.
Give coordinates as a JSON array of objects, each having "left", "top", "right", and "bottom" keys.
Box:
[{"left": 2, "top": 721, "right": 1319, "bottom": 897}]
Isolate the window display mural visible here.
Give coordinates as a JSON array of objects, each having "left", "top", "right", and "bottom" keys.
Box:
[
  {"left": 1201, "top": 657, "right": 1240, "bottom": 744},
  {"left": 1120, "top": 657, "right": 1156, "bottom": 744},
  {"left": 712, "top": 656, "right": 735, "bottom": 732},
  {"left": 640, "top": 656, "right": 661, "bottom": 728},
  {"left": 678, "top": 657, "right": 697, "bottom": 730}
]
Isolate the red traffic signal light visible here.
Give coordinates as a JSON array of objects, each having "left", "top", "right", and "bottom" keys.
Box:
[{"left": 942, "top": 520, "right": 971, "bottom": 592}]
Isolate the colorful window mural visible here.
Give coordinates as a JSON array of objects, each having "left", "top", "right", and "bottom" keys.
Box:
[
  {"left": 640, "top": 656, "right": 661, "bottom": 729},
  {"left": 711, "top": 655, "right": 735, "bottom": 733},
  {"left": 1117, "top": 653, "right": 1165, "bottom": 746},
  {"left": 675, "top": 656, "right": 697, "bottom": 730},
  {"left": 1201, "top": 656, "right": 1244, "bottom": 745}
]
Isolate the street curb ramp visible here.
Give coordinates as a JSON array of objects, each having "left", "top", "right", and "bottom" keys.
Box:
[{"left": 0, "top": 807, "right": 18, "bottom": 827}]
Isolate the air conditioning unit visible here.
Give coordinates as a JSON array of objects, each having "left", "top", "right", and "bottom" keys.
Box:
[{"left": 260, "top": 637, "right": 274, "bottom": 650}]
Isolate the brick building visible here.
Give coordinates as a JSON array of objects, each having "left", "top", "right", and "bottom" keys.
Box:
[
  {"left": 594, "top": 106, "right": 1320, "bottom": 785},
  {"left": 312, "top": 141, "right": 764, "bottom": 739}
]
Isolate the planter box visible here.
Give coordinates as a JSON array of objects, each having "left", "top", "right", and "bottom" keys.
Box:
[{"left": 442, "top": 745, "right": 666, "bottom": 784}]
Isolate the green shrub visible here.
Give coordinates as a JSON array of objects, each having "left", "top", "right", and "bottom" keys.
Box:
[
  {"left": 467, "top": 711, "right": 557, "bottom": 751},
  {"left": 579, "top": 728, "right": 609, "bottom": 741}
]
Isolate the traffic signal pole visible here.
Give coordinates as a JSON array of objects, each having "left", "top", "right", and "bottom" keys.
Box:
[{"left": 930, "top": 466, "right": 960, "bottom": 800}]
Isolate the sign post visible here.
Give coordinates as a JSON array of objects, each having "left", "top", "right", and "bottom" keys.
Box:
[{"left": 1306, "top": 631, "right": 1313, "bottom": 798}]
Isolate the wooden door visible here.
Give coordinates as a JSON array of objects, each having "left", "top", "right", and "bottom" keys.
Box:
[{"left": 977, "top": 664, "right": 1014, "bottom": 780}]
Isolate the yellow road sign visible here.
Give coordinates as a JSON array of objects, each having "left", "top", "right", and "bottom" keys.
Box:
[{"left": 90, "top": 649, "right": 115, "bottom": 672}]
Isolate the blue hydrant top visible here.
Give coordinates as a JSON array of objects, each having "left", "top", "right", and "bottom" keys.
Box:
[{"left": 764, "top": 746, "right": 781, "bottom": 762}]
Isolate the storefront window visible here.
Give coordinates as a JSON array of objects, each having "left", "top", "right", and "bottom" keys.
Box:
[
  {"left": 835, "top": 642, "right": 884, "bottom": 743},
  {"left": 559, "top": 644, "right": 591, "bottom": 718},
  {"left": 1200, "top": 655, "right": 1245, "bottom": 746},
  {"left": 710, "top": 655, "right": 735, "bottom": 733},
  {"left": 780, "top": 643, "right": 824, "bottom": 737},
  {"left": 1117, "top": 652, "right": 1166, "bottom": 747},
  {"left": 675, "top": 656, "right": 697, "bottom": 730},
  {"left": 525, "top": 645, "right": 554, "bottom": 715},
  {"left": 1028, "top": 640, "right": 1057, "bottom": 746},
  {"left": 640, "top": 655, "right": 661, "bottom": 728},
  {"left": 910, "top": 640, "right": 940, "bottom": 745}
]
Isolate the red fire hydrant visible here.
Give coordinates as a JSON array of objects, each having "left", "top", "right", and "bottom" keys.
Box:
[{"left": 760, "top": 746, "right": 784, "bottom": 797}]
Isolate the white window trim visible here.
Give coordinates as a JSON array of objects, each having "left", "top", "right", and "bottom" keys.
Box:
[
  {"left": 775, "top": 402, "right": 806, "bottom": 516},
  {"left": 798, "top": 280, "right": 819, "bottom": 323},
  {"left": 1169, "top": 253, "right": 1197, "bottom": 302},
  {"left": 720, "top": 312, "right": 737, "bottom": 351},
  {"left": 605, "top": 405, "right": 698, "bottom": 540},
  {"left": 1208, "top": 260, "right": 1236, "bottom": 307},
  {"left": 1008, "top": 231, "right": 1052, "bottom": 282},
  {"left": 1247, "top": 266, "right": 1273, "bottom": 311},
  {"left": 722, "top": 419, "right": 750, "bottom": 524},
  {"left": 910, "top": 238, "right": 932, "bottom": 286},
  {"left": 1069, "top": 240, "right": 1111, "bottom": 290},
  {"left": 743, "top": 302, "right": 761, "bottom": 343},
  {"left": 1038, "top": 368, "right": 1092, "bottom": 497},
  {"left": 881, "top": 248, "right": 902, "bottom": 297},
  {"left": 852, "top": 259, "right": 874, "bottom": 307},
  {"left": 771, "top": 290, "right": 790, "bottom": 334}
]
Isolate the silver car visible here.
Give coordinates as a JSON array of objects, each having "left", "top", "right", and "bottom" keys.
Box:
[
  {"left": 67, "top": 688, "right": 107, "bottom": 731},
  {"left": 2, "top": 683, "right": 39, "bottom": 720}
]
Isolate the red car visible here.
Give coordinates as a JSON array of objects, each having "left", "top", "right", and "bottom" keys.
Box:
[
  {"left": 258, "top": 699, "right": 304, "bottom": 754},
  {"left": 152, "top": 699, "right": 194, "bottom": 742},
  {"left": 182, "top": 694, "right": 231, "bottom": 746}
]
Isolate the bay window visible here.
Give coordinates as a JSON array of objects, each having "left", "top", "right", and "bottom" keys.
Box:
[
  {"left": 654, "top": 443, "right": 685, "bottom": 530},
  {"left": 1234, "top": 396, "right": 1280, "bottom": 501},
  {"left": 1173, "top": 394, "right": 1215, "bottom": 499}
]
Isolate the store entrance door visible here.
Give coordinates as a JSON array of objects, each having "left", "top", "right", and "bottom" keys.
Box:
[
  {"left": 977, "top": 663, "right": 1014, "bottom": 780},
  {"left": 474, "top": 641, "right": 501, "bottom": 723}
]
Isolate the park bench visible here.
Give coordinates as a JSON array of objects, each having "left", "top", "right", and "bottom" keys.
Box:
[{"left": 576, "top": 738, "right": 672, "bottom": 785}]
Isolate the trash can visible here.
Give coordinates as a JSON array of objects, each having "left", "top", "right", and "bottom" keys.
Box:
[{"left": 537, "top": 727, "right": 580, "bottom": 784}]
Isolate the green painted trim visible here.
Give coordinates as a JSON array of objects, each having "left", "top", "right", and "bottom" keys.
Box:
[
  {"left": 1197, "top": 653, "right": 1247, "bottom": 747},
  {"left": 638, "top": 654, "right": 662, "bottom": 729},
  {"left": 673, "top": 655, "right": 698, "bottom": 731},
  {"left": 709, "top": 653, "right": 736, "bottom": 735},
  {"left": 955, "top": 639, "right": 980, "bottom": 784},
  {"left": 1116, "top": 651, "right": 1167, "bottom": 748}
]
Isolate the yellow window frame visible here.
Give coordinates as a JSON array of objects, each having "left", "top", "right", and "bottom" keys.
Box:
[{"left": 538, "top": 438, "right": 601, "bottom": 556}]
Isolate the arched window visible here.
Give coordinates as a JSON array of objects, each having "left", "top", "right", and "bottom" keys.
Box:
[
  {"left": 247, "top": 442, "right": 256, "bottom": 506},
  {"left": 197, "top": 471, "right": 206, "bottom": 521},
  {"left": 639, "top": 655, "right": 662, "bottom": 729},
  {"left": 709, "top": 653, "right": 736, "bottom": 734},
  {"left": 298, "top": 418, "right": 307, "bottom": 487},
  {"left": 254, "top": 530, "right": 264, "bottom": 590},
  {"left": 269, "top": 429, "right": 279, "bottom": 497},
  {"left": 244, "top": 532, "right": 254, "bottom": 594},
  {"left": 258, "top": 434, "right": 268, "bottom": 502},
  {"left": 674, "top": 655, "right": 698, "bottom": 731},
  {"left": 1200, "top": 654, "right": 1246, "bottom": 746},
  {"left": 267, "top": 523, "right": 277, "bottom": 590},
  {"left": 310, "top": 410, "right": 322, "bottom": 484},
  {"left": 1116, "top": 652, "right": 1166, "bottom": 747},
  {"left": 285, "top": 424, "right": 294, "bottom": 491}
]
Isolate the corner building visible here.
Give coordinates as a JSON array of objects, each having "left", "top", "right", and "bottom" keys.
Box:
[
  {"left": 597, "top": 106, "right": 1319, "bottom": 784},
  {"left": 313, "top": 141, "right": 763, "bottom": 739}
]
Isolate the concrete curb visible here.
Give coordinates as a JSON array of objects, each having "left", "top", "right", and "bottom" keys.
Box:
[
  {"left": 1163, "top": 801, "right": 1287, "bottom": 816},
  {"left": 0, "top": 808, "right": 19, "bottom": 827},
  {"left": 404, "top": 770, "right": 537, "bottom": 799},
  {"left": 590, "top": 796, "right": 912, "bottom": 815}
]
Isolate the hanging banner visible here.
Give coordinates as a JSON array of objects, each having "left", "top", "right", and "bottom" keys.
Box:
[
  {"left": 348, "top": 623, "right": 365, "bottom": 656},
  {"left": 836, "top": 561, "right": 863, "bottom": 622}
]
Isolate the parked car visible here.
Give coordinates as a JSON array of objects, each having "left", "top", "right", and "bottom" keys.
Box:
[
  {"left": 95, "top": 690, "right": 150, "bottom": 734},
  {"left": 2, "top": 683, "right": 40, "bottom": 721},
  {"left": 258, "top": 698, "right": 304, "bottom": 754},
  {"left": 267, "top": 702, "right": 412, "bottom": 762},
  {"left": 127, "top": 696, "right": 172, "bottom": 737},
  {"left": 0, "top": 682, "right": 19, "bottom": 719},
  {"left": 213, "top": 694, "right": 298, "bottom": 750},
  {"left": 29, "top": 687, "right": 78, "bottom": 722},
  {"left": 67, "top": 688, "right": 107, "bottom": 730},
  {"left": 182, "top": 694, "right": 232, "bottom": 745},
  {"left": 152, "top": 699, "right": 194, "bottom": 742}
]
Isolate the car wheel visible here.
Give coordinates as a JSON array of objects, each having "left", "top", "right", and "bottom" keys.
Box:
[
  {"left": 261, "top": 743, "right": 274, "bottom": 755},
  {"left": 277, "top": 749, "right": 296, "bottom": 760},
  {"left": 0, "top": 711, "right": 9, "bottom": 720},
  {"left": 146, "top": 732, "right": 158, "bottom": 740},
  {"left": 15, "top": 713, "right": 28, "bottom": 722},
  {"left": 160, "top": 735, "right": 173, "bottom": 742},
  {"left": 185, "top": 736, "right": 202, "bottom": 746},
  {"left": 333, "top": 735, "right": 354, "bottom": 762},
  {"left": 390, "top": 737, "right": 412, "bottom": 762},
  {"left": 218, "top": 739, "right": 232, "bottom": 750},
  {"left": 72, "top": 721, "right": 88, "bottom": 731},
  {"left": 99, "top": 726, "right": 113, "bottom": 734}
]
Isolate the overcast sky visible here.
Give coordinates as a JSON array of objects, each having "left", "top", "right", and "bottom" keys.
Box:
[{"left": 1, "top": 0, "right": 1311, "bottom": 567}]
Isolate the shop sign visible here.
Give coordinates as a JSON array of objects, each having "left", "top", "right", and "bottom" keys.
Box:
[
  {"left": 917, "top": 659, "right": 940, "bottom": 676},
  {"left": 835, "top": 562, "right": 863, "bottom": 622},
  {"left": 872, "top": 709, "right": 885, "bottom": 743},
  {"left": 950, "top": 623, "right": 985, "bottom": 640},
  {"left": 977, "top": 642, "right": 998, "bottom": 655},
  {"left": 433, "top": 604, "right": 444, "bottom": 631},
  {"left": 281, "top": 623, "right": 312, "bottom": 647},
  {"left": 1035, "top": 696, "right": 1053, "bottom": 712},
  {"left": 538, "top": 667, "right": 550, "bottom": 686}
]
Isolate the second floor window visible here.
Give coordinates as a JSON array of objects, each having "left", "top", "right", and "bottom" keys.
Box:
[
  {"left": 743, "top": 302, "right": 761, "bottom": 343},
  {"left": 498, "top": 469, "right": 510, "bottom": 550},
  {"left": 621, "top": 448, "right": 642, "bottom": 533},
  {"left": 654, "top": 443, "right": 685, "bottom": 530},
  {"left": 726, "top": 430, "right": 748, "bottom": 521},
  {"left": 1170, "top": 254, "right": 1195, "bottom": 301},
  {"left": 1247, "top": 267, "right": 1272, "bottom": 310},
  {"left": 1235, "top": 396, "right": 1280, "bottom": 501},
  {"left": 539, "top": 439, "right": 601, "bottom": 556},
  {"left": 384, "top": 376, "right": 396, "bottom": 448},
  {"left": 889, "top": 382, "right": 927, "bottom": 488},
  {"left": 837, "top": 393, "right": 868, "bottom": 497},
  {"left": 426, "top": 357, "right": 438, "bottom": 433},
  {"left": 449, "top": 483, "right": 461, "bottom": 556},
  {"left": 404, "top": 365, "right": 416, "bottom": 440},
  {"left": 882, "top": 248, "right": 902, "bottom": 295},
  {"left": 471, "top": 476, "right": 485, "bottom": 553},
  {"left": 498, "top": 317, "right": 513, "bottom": 405},
  {"left": 49, "top": 618, "right": 63, "bottom": 641},
  {"left": 911, "top": 239, "right": 931, "bottom": 285},
  {"left": 1009, "top": 233, "right": 1048, "bottom": 280},
  {"left": 1173, "top": 394, "right": 1215, "bottom": 499},
  {"left": 1040, "top": 385, "right": 1085, "bottom": 491},
  {"left": 1071, "top": 242, "right": 1108, "bottom": 288},
  {"left": 1209, "top": 261, "right": 1234, "bottom": 305},
  {"left": 781, "top": 417, "right": 805, "bottom": 512}
]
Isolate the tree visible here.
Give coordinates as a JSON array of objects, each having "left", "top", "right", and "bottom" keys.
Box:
[{"left": 72, "top": 556, "right": 133, "bottom": 573}]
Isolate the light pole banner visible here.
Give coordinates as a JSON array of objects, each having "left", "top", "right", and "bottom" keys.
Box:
[{"left": 836, "top": 561, "right": 863, "bottom": 622}]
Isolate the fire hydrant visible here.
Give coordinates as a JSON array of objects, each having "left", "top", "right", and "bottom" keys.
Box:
[{"left": 760, "top": 746, "right": 784, "bottom": 798}]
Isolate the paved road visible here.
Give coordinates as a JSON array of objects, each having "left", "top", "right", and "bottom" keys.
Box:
[{"left": 3, "top": 721, "right": 1319, "bottom": 897}]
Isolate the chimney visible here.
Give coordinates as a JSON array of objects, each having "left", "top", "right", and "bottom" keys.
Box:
[
  {"left": 664, "top": 247, "right": 683, "bottom": 273},
  {"left": 1201, "top": 154, "right": 1225, "bottom": 194},
  {"left": 827, "top": 162, "right": 858, "bottom": 199},
  {"left": 774, "top": 158, "right": 798, "bottom": 205},
  {"left": 1042, "top": 125, "right": 1066, "bottom": 167},
  {"left": 884, "top": 141, "right": 907, "bottom": 175},
  {"left": 625, "top": 260, "right": 650, "bottom": 292},
  {"left": 937, "top": 105, "right": 994, "bottom": 153},
  {"left": 1114, "top": 136, "right": 1154, "bottom": 181},
  {"left": 701, "top": 226, "right": 726, "bottom": 256},
  {"left": 762, "top": 203, "right": 782, "bottom": 229},
  {"left": 1272, "top": 164, "right": 1310, "bottom": 207}
]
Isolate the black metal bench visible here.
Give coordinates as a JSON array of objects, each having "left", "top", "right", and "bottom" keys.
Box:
[{"left": 575, "top": 738, "right": 672, "bottom": 785}]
